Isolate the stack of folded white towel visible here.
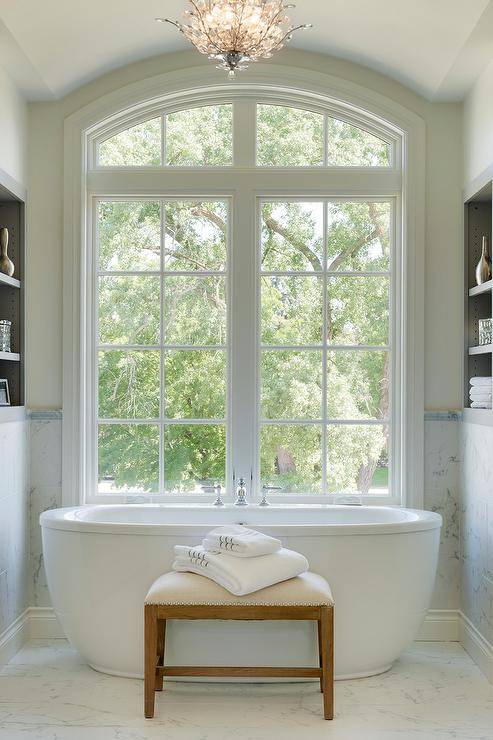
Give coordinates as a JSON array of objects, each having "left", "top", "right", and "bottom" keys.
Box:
[
  {"left": 469, "top": 376, "right": 492, "bottom": 409},
  {"left": 172, "top": 525, "right": 308, "bottom": 596}
]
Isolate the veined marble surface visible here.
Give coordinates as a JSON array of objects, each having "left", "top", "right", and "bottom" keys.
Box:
[
  {"left": 0, "top": 419, "right": 29, "bottom": 640},
  {"left": 0, "top": 639, "right": 492, "bottom": 739},
  {"left": 460, "top": 421, "right": 493, "bottom": 649},
  {"left": 28, "top": 416, "right": 462, "bottom": 613},
  {"left": 424, "top": 419, "right": 460, "bottom": 611}
]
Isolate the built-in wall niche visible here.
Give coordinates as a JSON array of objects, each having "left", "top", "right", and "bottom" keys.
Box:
[
  {"left": 0, "top": 181, "right": 24, "bottom": 410},
  {"left": 464, "top": 179, "right": 493, "bottom": 420}
]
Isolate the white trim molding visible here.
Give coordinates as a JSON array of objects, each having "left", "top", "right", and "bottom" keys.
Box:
[
  {"left": 4, "top": 608, "right": 492, "bottom": 685},
  {"left": 416, "top": 609, "right": 460, "bottom": 642},
  {"left": 459, "top": 612, "right": 493, "bottom": 684},
  {"left": 63, "top": 62, "right": 425, "bottom": 509},
  {"left": 0, "top": 608, "right": 65, "bottom": 668},
  {"left": 0, "top": 610, "right": 30, "bottom": 669}
]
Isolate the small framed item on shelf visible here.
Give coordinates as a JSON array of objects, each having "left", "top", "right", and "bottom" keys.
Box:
[
  {"left": 0, "top": 379, "right": 10, "bottom": 406},
  {"left": 479, "top": 318, "right": 493, "bottom": 346}
]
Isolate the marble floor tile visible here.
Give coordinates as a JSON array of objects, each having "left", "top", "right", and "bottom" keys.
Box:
[{"left": 0, "top": 640, "right": 492, "bottom": 740}]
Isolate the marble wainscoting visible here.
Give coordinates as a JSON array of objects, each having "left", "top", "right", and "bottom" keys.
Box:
[
  {"left": 29, "top": 412, "right": 62, "bottom": 609},
  {"left": 460, "top": 420, "right": 493, "bottom": 657},
  {"left": 0, "top": 413, "right": 29, "bottom": 665},
  {"left": 423, "top": 414, "right": 461, "bottom": 613},
  {"left": 28, "top": 411, "right": 462, "bottom": 626}
]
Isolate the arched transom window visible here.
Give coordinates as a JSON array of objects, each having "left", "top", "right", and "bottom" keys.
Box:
[{"left": 84, "top": 93, "right": 404, "bottom": 504}]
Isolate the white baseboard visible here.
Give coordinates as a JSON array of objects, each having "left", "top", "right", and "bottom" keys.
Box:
[
  {"left": 459, "top": 611, "right": 493, "bottom": 684},
  {"left": 0, "top": 610, "right": 30, "bottom": 668},
  {"left": 28, "top": 607, "right": 64, "bottom": 639},
  {"left": 0, "top": 607, "right": 64, "bottom": 668},
  {"left": 26, "top": 607, "right": 463, "bottom": 643},
  {"left": 2, "top": 607, "right": 492, "bottom": 686},
  {"left": 415, "top": 609, "right": 460, "bottom": 641}
]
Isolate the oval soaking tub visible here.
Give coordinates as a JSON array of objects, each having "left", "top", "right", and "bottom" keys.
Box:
[{"left": 40, "top": 505, "right": 441, "bottom": 680}]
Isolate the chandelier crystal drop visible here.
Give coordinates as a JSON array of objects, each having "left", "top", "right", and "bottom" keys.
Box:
[{"left": 157, "top": 1, "right": 312, "bottom": 76}]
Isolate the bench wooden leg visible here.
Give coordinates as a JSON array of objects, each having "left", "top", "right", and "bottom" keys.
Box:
[
  {"left": 155, "top": 619, "right": 166, "bottom": 691},
  {"left": 144, "top": 605, "right": 157, "bottom": 718},
  {"left": 317, "top": 619, "right": 323, "bottom": 693},
  {"left": 320, "top": 606, "right": 334, "bottom": 720}
]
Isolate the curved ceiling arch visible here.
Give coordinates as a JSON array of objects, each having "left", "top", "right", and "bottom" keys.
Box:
[{"left": 1, "top": 0, "right": 493, "bottom": 101}]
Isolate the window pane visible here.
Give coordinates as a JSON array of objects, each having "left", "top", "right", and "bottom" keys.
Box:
[
  {"left": 98, "top": 350, "right": 160, "bottom": 419},
  {"left": 98, "top": 118, "right": 161, "bottom": 167},
  {"left": 327, "top": 202, "right": 391, "bottom": 272},
  {"left": 261, "top": 351, "right": 322, "bottom": 419},
  {"left": 260, "top": 425, "right": 322, "bottom": 493},
  {"left": 165, "top": 350, "right": 226, "bottom": 419},
  {"left": 328, "top": 276, "right": 389, "bottom": 345},
  {"left": 164, "top": 424, "right": 226, "bottom": 491},
  {"left": 327, "top": 118, "right": 390, "bottom": 166},
  {"left": 98, "top": 424, "right": 159, "bottom": 493},
  {"left": 98, "top": 201, "right": 160, "bottom": 272},
  {"left": 164, "top": 276, "right": 226, "bottom": 345},
  {"left": 261, "top": 202, "right": 323, "bottom": 271},
  {"left": 166, "top": 105, "right": 233, "bottom": 166},
  {"left": 261, "top": 276, "right": 323, "bottom": 345},
  {"left": 257, "top": 105, "right": 323, "bottom": 166},
  {"left": 327, "top": 350, "right": 389, "bottom": 420},
  {"left": 98, "top": 276, "right": 160, "bottom": 345},
  {"left": 327, "top": 425, "right": 389, "bottom": 494},
  {"left": 165, "top": 201, "right": 227, "bottom": 271}
]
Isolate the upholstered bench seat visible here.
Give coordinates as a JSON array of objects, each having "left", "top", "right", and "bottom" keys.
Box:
[
  {"left": 144, "top": 571, "right": 335, "bottom": 720},
  {"left": 145, "top": 570, "right": 334, "bottom": 606}
]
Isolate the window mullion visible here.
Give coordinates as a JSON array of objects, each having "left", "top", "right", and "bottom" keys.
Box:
[
  {"left": 230, "top": 186, "right": 257, "bottom": 500},
  {"left": 233, "top": 101, "right": 256, "bottom": 167},
  {"left": 322, "top": 201, "right": 328, "bottom": 495},
  {"left": 160, "top": 199, "right": 165, "bottom": 495}
]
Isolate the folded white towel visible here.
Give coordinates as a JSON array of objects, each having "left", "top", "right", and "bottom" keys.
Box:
[
  {"left": 172, "top": 545, "right": 308, "bottom": 596},
  {"left": 469, "top": 391, "right": 492, "bottom": 402},
  {"left": 202, "top": 525, "right": 281, "bottom": 558},
  {"left": 470, "top": 376, "right": 492, "bottom": 388},
  {"left": 471, "top": 400, "right": 492, "bottom": 409}
]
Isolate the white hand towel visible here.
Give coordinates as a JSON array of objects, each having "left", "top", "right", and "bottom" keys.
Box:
[
  {"left": 470, "top": 376, "right": 492, "bottom": 388},
  {"left": 202, "top": 525, "right": 281, "bottom": 558},
  {"left": 172, "top": 545, "right": 308, "bottom": 596},
  {"left": 469, "top": 391, "right": 492, "bottom": 402},
  {"left": 471, "top": 400, "right": 492, "bottom": 409}
]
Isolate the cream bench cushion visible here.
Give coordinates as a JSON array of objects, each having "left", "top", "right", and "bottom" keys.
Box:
[{"left": 145, "top": 570, "right": 333, "bottom": 606}]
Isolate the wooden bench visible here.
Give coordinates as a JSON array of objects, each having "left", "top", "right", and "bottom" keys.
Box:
[{"left": 144, "top": 571, "right": 334, "bottom": 720}]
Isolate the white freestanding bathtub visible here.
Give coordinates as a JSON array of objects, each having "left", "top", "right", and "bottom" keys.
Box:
[{"left": 40, "top": 504, "right": 441, "bottom": 680}]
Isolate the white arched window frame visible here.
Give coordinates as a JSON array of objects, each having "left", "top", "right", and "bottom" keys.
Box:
[{"left": 63, "top": 65, "right": 425, "bottom": 508}]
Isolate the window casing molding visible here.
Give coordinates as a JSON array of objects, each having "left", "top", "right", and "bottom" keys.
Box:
[{"left": 63, "top": 63, "right": 425, "bottom": 509}]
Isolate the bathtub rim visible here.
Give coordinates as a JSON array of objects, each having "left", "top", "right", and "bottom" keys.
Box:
[{"left": 40, "top": 504, "right": 442, "bottom": 537}]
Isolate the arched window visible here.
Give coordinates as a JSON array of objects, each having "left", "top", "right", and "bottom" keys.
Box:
[{"left": 68, "top": 81, "right": 417, "bottom": 507}]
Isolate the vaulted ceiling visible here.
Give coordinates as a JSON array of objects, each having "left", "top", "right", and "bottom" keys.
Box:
[{"left": 1, "top": 0, "right": 493, "bottom": 101}]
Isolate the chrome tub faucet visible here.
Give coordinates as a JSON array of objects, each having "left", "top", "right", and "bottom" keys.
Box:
[
  {"left": 259, "top": 484, "right": 282, "bottom": 506},
  {"left": 201, "top": 483, "right": 224, "bottom": 507},
  {"left": 234, "top": 477, "right": 248, "bottom": 506}
]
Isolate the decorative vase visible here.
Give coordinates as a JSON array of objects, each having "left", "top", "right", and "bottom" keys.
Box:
[
  {"left": 475, "top": 235, "right": 492, "bottom": 285},
  {"left": 0, "top": 227, "right": 14, "bottom": 277}
]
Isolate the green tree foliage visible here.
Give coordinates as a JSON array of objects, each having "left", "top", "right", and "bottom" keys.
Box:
[{"left": 97, "top": 104, "right": 391, "bottom": 495}]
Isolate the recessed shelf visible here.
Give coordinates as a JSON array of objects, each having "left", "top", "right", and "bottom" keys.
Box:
[
  {"left": 0, "top": 272, "right": 20, "bottom": 289},
  {"left": 468, "top": 344, "right": 493, "bottom": 355},
  {"left": 0, "top": 351, "right": 20, "bottom": 362},
  {"left": 0, "top": 405, "right": 26, "bottom": 422},
  {"left": 469, "top": 279, "right": 492, "bottom": 297}
]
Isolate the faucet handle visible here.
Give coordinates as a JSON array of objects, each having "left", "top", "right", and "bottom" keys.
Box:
[
  {"left": 213, "top": 482, "right": 224, "bottom": 507},
  {"left": 259, "top": 484, "right": 282, "bottom": 506}
]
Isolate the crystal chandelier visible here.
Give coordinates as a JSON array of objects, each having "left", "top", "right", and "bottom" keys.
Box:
[{"left": 157, "top": 1, "right": 312, "bottom": 76}]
